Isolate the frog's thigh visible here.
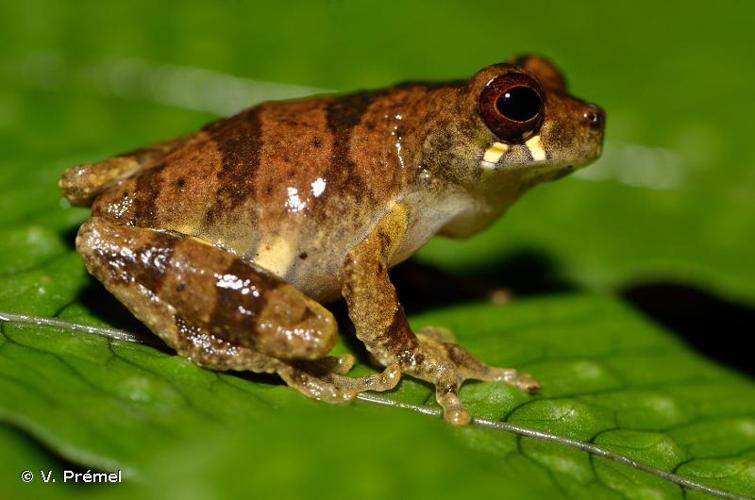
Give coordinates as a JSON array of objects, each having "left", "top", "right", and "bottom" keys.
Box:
[
  {"left": 76, "top": 217, "right": 400, "bottom": 402},
  {"left": 76, "top": 217, "right": 339, "bottom": 366}
]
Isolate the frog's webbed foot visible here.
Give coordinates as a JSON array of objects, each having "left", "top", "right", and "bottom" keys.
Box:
[
  {"left": 400, "top": 331, "right": 539, "bottom": 425},
  {"left": 278, "top": 361, "right": 401, "bottom": 404},
  {"left": 417, "top": 327, "right": 540, "bottom": 391}
]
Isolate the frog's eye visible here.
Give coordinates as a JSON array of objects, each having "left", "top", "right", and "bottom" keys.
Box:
[{"left": 478, "top": 73, "right": 545, "bottom": 143}]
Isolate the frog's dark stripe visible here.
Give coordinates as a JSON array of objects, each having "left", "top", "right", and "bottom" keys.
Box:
[
  {"left": 203, "top": 106, "right": 262, "bottom": 225},
  {"left": 112, "top": 228, "right": 178, "bottom": 295},
  {"left": 131, "top": 163, "right": 167, "bottom": 227},
  {"left": 384, "top": 304, "right": 419, "bottom": 353},
  {"left": 323, "top": 90, "right": 383, "bottom": 200},
  {"left": 137, "top": 236, "right": 179, "bottom": 295},
  {"left": 205, "top": 257, "right": 281, "bottom": 349}
]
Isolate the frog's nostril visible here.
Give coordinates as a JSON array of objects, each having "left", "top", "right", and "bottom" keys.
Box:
[{"left": 583, "top": 104, "right": 605, "bottom": 129}]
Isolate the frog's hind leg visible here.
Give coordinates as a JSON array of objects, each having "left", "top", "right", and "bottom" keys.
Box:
[
  {"left": 59, "top": 136, "right": 189, "bottom": 207},
  {"left": 75, "top": 216, "right": 399, "bottom": 402}
]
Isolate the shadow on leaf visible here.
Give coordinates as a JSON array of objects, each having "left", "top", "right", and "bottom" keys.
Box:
[{"left": 623, "top": 282, "right": 755, "bottom": 377}]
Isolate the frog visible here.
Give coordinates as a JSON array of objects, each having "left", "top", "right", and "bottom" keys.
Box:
[{"left": 59, "top": 54, "right": 604, "bottom": 425}]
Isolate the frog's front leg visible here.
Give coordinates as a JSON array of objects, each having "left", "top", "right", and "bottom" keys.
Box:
[
  {"left": 342, "top": 205, "right": 539, "bottom": 425},
  {"left": 76, "top": 217, "right": 400, "bottom": 403}
]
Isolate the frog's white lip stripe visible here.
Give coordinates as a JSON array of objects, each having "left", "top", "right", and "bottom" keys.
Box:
[
  {"left": 480, "top": 141, "right": 509, "bottom": 169},
  {"left": 525, "top": 135, "right": 547, "bottom": 162}
]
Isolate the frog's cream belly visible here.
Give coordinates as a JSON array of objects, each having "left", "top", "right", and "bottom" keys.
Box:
[
  {"left": 256, "top": 193, "right": 474, "bottom": 302},
  {"left": 236, "top": 204, "right": 382, "bottom": 302},
  {"left": 247, "top": 230, "right": 348, "bottom": 302}
]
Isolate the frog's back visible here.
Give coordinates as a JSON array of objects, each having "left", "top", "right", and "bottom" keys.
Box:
[{"left": 81, "top": 86, "right": 434, "bottom": 298}]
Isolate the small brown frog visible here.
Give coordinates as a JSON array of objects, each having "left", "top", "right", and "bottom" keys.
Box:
[{"left": 59, "top": 55, "right": 604, "bottom": 425}]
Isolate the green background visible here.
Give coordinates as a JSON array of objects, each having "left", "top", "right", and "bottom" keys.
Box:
[{"left": 0, "top": 1, "right": 753, "bottom": 499}]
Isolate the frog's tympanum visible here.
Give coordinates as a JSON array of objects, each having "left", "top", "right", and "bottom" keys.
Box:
[{"left": 60, "top": 55, "right": 604, "bottom": 425}]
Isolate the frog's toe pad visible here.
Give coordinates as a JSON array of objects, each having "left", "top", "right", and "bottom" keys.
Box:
[
  {"left": 333, "top": 354, "right": 356, "bottom": 374},
  {"left": 506, "top": 371, "right": 541, "bottom": 393},
  {"left": 485, "top": 368, "right": 541, "bottom": 393}
]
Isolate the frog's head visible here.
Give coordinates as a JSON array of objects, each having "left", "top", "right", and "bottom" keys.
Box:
[
  {"left": 428, "top": 55, "right": 604, "bottom": 235},
  {"left": 471, "top": 55, "right": 604, "bottom": 171}
]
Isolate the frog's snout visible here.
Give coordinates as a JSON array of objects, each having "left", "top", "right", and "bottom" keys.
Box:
[{"left": 583, "top": 104, "right": 605, "bottom": 130}]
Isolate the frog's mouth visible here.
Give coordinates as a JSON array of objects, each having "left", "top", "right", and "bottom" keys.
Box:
[
  {"left": 478, "top": 134, "right": 555, "bottom": 170},
  {"left": 478, "top": 138, "right": 544, "bottom": 170},
  {"left": 479, "top": 135, "right": 601, "bottom": 175}
]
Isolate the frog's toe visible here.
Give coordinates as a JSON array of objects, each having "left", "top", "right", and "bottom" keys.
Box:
[
  {"left": 334, "top": 353, "right": 356, "bottom": 374},
  {"left": 277, "top": 362, "right": 401, "bottom": 405},
  {"left": 442, "top": 341, "right": 540, "bottom": 393},
  {"left": 278, "top": 366, "right": 358, "bottom": 403},
  {"left": 491, "top": 369, "right": 541, "bottom": 393},
  {"left": 433, "top": 376, "right": 471, "bottom": 426},
  {"left": 331, "top": 362, "right": 402, "bottom": 394},
  {"left": 416, "top": 325, "right": 457, "bottom": 343}
]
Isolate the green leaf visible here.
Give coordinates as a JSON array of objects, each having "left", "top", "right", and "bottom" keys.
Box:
[{"left": 2, "top": 297, "right": 754, "bottom": 499}]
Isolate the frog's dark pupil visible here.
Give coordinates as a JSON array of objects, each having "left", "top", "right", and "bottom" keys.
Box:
[{"left": 495, "top": 86, "right": 542, "bottom": 122}]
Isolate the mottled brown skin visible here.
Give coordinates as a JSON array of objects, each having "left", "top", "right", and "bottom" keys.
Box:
[{"left": 60, "top": 55, "right": 604, "bottom": 425}]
